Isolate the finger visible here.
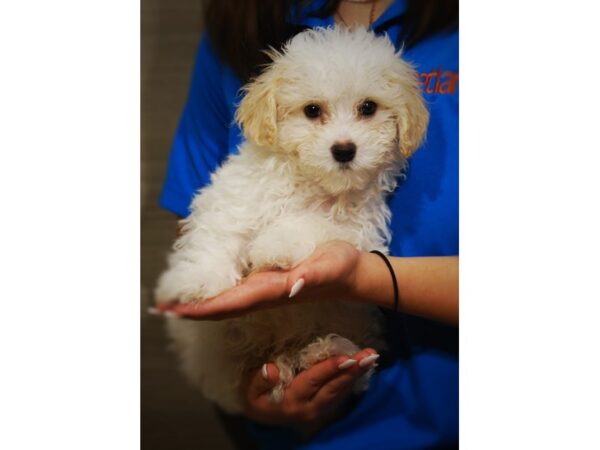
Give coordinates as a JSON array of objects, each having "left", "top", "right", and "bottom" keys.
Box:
[
  {"left": 243, "top": 364, "right": 286, "bottom": 423},
  {"left": 285, "top": 245, "right": 354, "bottom": 298},
  {"left": 310, "top": 349, "right": 379, "bottom": 407},
  {"left": 352, "top": 348, "right": 380, "bottom": 367},
  {"left": 247, "top": 363, "right": 280, "bottom": 400},
  {"left": 289, "top": 355, "right": 358, "bottom": 401},
  {"left": 160, "top": 271, "right": 290, "bottom": 319},
  {"left": 152, "top": 300, "right": 179, "bottom": 314},
  {"left": 286, "top": 255, "right": 332, "bottom": 297},
  {"left": 310, "top": 365, "right": 369, "bottom": 408}
]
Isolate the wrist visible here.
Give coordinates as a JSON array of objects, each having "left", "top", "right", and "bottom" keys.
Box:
[
  {"left": 348, "top": 251, "right": 381, "bottom": 303},
  {"left": 349, "top": 251, "right": 397, "bottom": 310}
]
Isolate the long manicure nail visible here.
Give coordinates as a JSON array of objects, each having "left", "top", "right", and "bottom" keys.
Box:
[
  {"left": 338, "top": 359, "right": 357, "bottom": 370},
  {"left": 289, "top": 278, "right": 305, "bottom": 298},
  {"left": 261, "top": 363, "right": 269, "bottom": 380},
  {"left": 147, "top": 307, "right": 161, "bottom": 316},
  {"left": 359, "top": 354, "right": 380, "bottom": 367}
]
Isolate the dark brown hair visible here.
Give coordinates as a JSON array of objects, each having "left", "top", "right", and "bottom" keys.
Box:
[{"left": 205, "top": 0, "right": 458, "bottom": 81}]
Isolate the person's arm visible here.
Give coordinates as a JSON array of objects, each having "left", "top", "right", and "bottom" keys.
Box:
[
  {"left": 155, "top": 240, "right": 458, "bottom": 326},
  {"left": 354, "top": 252, "right": 458, "bottom": 325}
]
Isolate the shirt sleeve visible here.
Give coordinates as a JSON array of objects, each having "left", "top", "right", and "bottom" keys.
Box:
[{"left": 159, "top": 34, "right": 232, "bottom": 218}]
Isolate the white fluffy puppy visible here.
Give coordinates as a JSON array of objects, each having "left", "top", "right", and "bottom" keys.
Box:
[{"left": 155, "top": 27, "right": 428, "bottom": 414}]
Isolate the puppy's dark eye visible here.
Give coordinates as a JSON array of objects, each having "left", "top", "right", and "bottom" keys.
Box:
[
  {"left": 304, "top": 104, "right": 321, "bottom": 119},
  {"left": 358, "top": 100, "right": 377, "bottom": 117}
]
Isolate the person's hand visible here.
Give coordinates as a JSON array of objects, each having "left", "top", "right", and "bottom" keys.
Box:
[
  {"left": 243, "top": 348, "right": 379, "bottom": 426},
  {"left": 155, "top": 240, "right": 364, "bottom": 320}
]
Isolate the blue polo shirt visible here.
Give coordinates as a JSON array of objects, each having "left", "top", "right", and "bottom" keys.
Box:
[{"left": 160, "top": 1, "right": 458, "bottom": 448}]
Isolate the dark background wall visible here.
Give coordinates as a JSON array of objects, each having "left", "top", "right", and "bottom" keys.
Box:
[{"left": 141, "top": 1, "right": 235, "bottom": 448}]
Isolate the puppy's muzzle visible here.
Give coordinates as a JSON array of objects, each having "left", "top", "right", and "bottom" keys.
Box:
[{"left": 331, "top": 142, "right": 357, "bottom": 163}]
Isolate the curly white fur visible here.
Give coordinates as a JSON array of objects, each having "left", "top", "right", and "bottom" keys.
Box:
[{"left": 155, "top": 27, "right": 428, "bottom": 414}]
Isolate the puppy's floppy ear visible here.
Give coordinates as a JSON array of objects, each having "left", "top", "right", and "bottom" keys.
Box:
[
  {"left": 235, "top": 57, "right": 281, "bottom": 147},
  {"left": 386, "top": 57, "right": 430, "bottom": 157}
]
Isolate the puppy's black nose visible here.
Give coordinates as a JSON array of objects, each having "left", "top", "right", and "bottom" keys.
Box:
[{"left": 331, "top": 142, "right": 357, "bottom": 163}]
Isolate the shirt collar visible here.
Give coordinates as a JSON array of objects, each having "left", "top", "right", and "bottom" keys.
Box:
[{"left": 292, "top": 0, "right": 407, "bottom": 33}]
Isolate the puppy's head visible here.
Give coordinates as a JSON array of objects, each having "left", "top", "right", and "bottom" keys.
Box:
[{"left": 236, "top": 27, "right": 429, "bottom": 194}]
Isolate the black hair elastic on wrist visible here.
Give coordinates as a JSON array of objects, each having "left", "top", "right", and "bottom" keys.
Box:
[{"left": 370, "top": 250, "right": 399, "bottom": 312}]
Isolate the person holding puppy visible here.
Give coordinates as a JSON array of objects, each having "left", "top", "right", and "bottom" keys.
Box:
[{"left": 158, "top": 0, "right": 458, "bottom": 448}]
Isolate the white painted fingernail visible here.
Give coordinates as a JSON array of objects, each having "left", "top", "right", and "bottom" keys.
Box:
[
  {"left": 261, "top": 364, "right": 269, "bottom": 380},
  {"left": 338, "top": 359, "right": 357, "bottom": 370},
  {"left": 289, "top": 278, "right": 305, "bottom": 298},
  {"left": 359, "top": 354, "right": 380, "bottom": 367},
  {"left": 147, "top": 307, "right": 161, "bottom": 316},
  {"left": 164, "top": 311, "right": 180, "bottom": 319}
]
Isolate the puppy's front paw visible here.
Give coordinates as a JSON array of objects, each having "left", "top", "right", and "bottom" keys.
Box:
[
  {"left": 246, "top": 215, "right": 333, "bottom": 272},
  {"left": 155, "top": 260, "right": 241, "bottom": 304},
  {"left": 247, "top": 234, "right": 316, "bottom": 272}
]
